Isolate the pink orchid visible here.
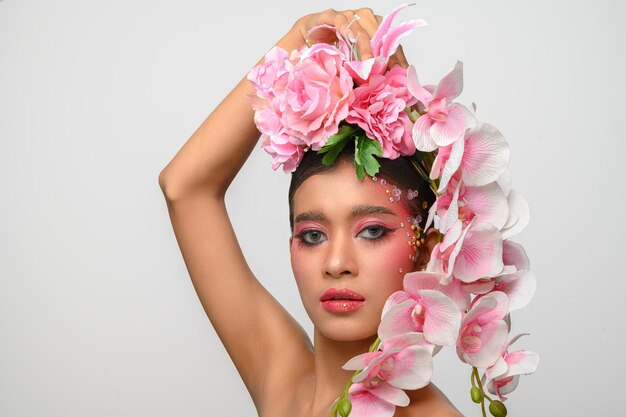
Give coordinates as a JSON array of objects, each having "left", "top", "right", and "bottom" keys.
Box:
[
  {"left": 483, "top": 160, "right": 530, "bottom": 240},
  {"left": 347, "top": 381, "right": 409, "bottom": 417},
  {"left": 488, "top": 269, "right": 537, "bottom": 313},
  {"left": 461, "top": 278, "right": 497, "bottom": 296},
  {"left": 346, "top": 65, "right": 417, "bottom": 159},
  {"left": 482, "top": 333, "right": 540, "bottom": 401},
  {"left": 430, "top": 174, "right": 509, "bottom": 234},
  {"left": 473, "top": 241, "right": 537, "bottom": 312},
  {"left": 456, "top": 291, "right": 509, "bottom": 368},
  {"left": 408, "top": 61, "right": 476, "bottom": 151},
  {"left": 343, "top": 332, "right": 433, "bottom": 391},
  {"left": 378, "top": 272, "right": 462, "bottom": 346},
  {"left": 427, "top": 218, "right": 504, "bottom": 285},
  {"left": 429, "top": 122, "right": 510, "bottom": 193},
  {"left": 500, "top": 189, "right": 530, "bottom": 239},
  {"left": 344, "top": 3, "right": 427, "bottom": 85},
  {"left": 502, "top": 240, "right": 530, "bottom": 272}
]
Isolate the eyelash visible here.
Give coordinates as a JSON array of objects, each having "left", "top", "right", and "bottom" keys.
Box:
[{"left": 294, "top": 225, "right": 395, "bottom": 248}]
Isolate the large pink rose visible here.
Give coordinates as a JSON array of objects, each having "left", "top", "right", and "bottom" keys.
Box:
[
  {"left": 346, "top": 65, "right": 417, "bottom": 159},
  {"left": 278, "top": 43, "right": 354, "bottom": 151}
]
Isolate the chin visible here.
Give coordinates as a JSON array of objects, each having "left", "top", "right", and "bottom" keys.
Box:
[
  {"left": 327, "top": 331, "right": 377, "bottom": 343},
  {"left": 314, "top": 315, "right": 379, "bottom": 342}
]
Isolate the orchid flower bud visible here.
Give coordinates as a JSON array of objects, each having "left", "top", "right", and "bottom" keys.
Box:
[
  {"left": 337, "top": 398, "right": 352, "bottom": 417},
  {"left": 489, "top": 400, "right": 508, "bottom": 417},
  {"left": 470, "top": 386, "right": 483, "bottom": 403}
]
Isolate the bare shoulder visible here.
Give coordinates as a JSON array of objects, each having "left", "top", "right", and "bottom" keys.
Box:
[{"left": 399, "top": 382, "right": 464, "bottom": 417}]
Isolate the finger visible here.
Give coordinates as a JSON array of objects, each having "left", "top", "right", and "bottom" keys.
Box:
[
  {"left": 305, "top": 8, "right": 347, "bottom": 39},
  {"left": 351, "top": 22, "right": 373, "bottom": 61},
  {"left": 350, "top": 9, "right": 379, "bottom": 38},
  {"left": 338, "top": 14, "right": 373, "bottom": 60},
  {"left": 394, "top": 44, "right": 409, "bottom": 69},
  {"left": 298, "top": 9, "right": 336, "bottom": 42},
  {"left": 331, "top": 12, "right": 352, "bottom": 42}
]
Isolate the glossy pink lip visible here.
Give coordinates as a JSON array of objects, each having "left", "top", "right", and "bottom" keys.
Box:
[
  {"left": 321, "top": 299, "right": 365, "bottom": 313},
  {"left": 320, "top": 288, "right": 365, "bottom": 302}
]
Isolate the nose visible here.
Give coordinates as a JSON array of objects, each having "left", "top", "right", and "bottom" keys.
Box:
[{"left": 324, "top": 232, "right": 359, "bottom": 279}]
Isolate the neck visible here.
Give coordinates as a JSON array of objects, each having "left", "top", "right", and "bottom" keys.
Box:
[{"left": 305, "top": 327, "right": 377, "bottom": 415}]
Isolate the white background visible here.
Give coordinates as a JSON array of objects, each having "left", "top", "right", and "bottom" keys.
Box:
[{"left": 1, "top": 0, "right": 624, "bottom": 416}]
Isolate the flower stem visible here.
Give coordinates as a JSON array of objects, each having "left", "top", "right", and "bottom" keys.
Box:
[
  {"left": 368, "top": 337, "right": 381, "bottom": 352},
  {"left": 328, "top": 337, "right": 382, "bottom": 417},
  {"left": 480, "top": 396, "right": 486, "bottom": 417},
  {"left": 472, "top": 366, "right": 499, "bottom": 417},
  {"left": 472, "top": 367, "right": 494, "bottom": 403},
  {"left": 470, "top": 368, "right": 478, "bottom": 387}
]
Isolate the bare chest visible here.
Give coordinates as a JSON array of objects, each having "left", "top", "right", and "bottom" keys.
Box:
[
  {"left": 258, "top": 388, "right": 419, "bottom": 417},
  {"left": 257, "top": 381, "right": 460, "bottom": 417}
]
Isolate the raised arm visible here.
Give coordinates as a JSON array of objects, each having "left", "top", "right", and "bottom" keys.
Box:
[
  {"left": 158, "top": 25, "right": 309, "bottom": 409},
  {"left": 158, "top": 5, "right": 407, "bottom": 196},
  {"left": 158, "top": 33, "right": 297, "bottom": 199},
  {"left": 158, "top": 8, "right": 404, "bottom": 410}
]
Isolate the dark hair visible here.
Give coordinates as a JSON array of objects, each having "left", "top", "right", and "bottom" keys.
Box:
[{"left": 288, "top": 140, "right": 436, "bottom": 231}]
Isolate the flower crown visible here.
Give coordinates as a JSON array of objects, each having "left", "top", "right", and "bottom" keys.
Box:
[{"left": 247, "top": 3, "right": 539, "bottom": 417}]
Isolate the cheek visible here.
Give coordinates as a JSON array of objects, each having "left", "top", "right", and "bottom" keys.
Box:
[
  {"left": 290, "top": 244, "right": 315, "bottom": 288},
  {"left": 363, "top": 233, "right": 415, "bottom": 278}
]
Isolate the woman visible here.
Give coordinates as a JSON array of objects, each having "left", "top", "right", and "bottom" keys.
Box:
[{"left": 159, "top": 7, "right": 464, "bottom": 417}]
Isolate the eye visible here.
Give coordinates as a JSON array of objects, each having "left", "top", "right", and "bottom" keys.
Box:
[
  {"left": 357, "top": 225, "right": 393, "bottom": 240},
  {"left": 294, "top": 229, "right": 328, "bottom": 246}
]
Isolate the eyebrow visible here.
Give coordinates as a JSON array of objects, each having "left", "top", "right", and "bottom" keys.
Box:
[{"left": 294, "top": 205, "right": 396, "bottom": 224}]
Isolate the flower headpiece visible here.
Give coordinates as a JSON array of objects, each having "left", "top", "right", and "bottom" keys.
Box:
[{"left": 247, "top": 3, "right": 539, "bottom": 417}]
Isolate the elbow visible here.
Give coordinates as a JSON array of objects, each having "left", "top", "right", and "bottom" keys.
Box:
[
  {"left": 158, "top": 168, "right": 224, "bottom": 202},
  {"left": 158, "top": 168, "right": 178, "bottom": 201}
]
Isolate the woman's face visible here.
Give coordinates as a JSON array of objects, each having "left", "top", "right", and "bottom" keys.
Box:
[{"left": 290, "top": 160, "right": 419, "bottom": 342}]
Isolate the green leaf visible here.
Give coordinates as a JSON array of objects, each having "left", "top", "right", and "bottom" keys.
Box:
[
  {"left": 319, "top": 125, "right": 358, "bottom": 166},
  {"left": 355, "top": 162, "right": 365, "bottom": 180},
  {"left": 354, "top": 135, "right": 382, "bottom": 178},
  {"left": 321, "top": 137, "right": 349, "bottom": 166},
  {"left": 319, "top": 125, "right": 358, "bottom": 154}
]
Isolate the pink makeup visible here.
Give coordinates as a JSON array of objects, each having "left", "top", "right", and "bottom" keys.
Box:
[
  {"left": 320, "top": 287, "right": 366, "bottom": 313},
  {"left": 321, "top": 300, "right": 365, "bottom": 313}
]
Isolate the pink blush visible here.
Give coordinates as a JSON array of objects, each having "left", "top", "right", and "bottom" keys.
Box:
[{"left": 373, "top": 227, "right": 416, "bottom": 277}]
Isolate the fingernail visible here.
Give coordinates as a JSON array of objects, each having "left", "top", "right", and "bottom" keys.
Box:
[{"left": 347, "top": 30, "right": 356, "bottom": 43}]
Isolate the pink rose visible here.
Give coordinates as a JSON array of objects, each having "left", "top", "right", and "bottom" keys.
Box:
[
  {"left": 346, "top": 65, "right": 417, "bottom": 159},
  {"left": 253, "top": 102, "right": 304, "bottom": 173},
  {"left": 246, "top": 45, "right": 292, "bottom": 101},
  {"left": 279, "top": 43, "right": 354, "bottom": 151},
  {"left": 260, "top": 132, "right": 304, "bottom": 174}
]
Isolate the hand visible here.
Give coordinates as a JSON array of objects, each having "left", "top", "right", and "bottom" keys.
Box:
[{"left": 291, "top": 7, "right": 409, "bottom": 70}]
